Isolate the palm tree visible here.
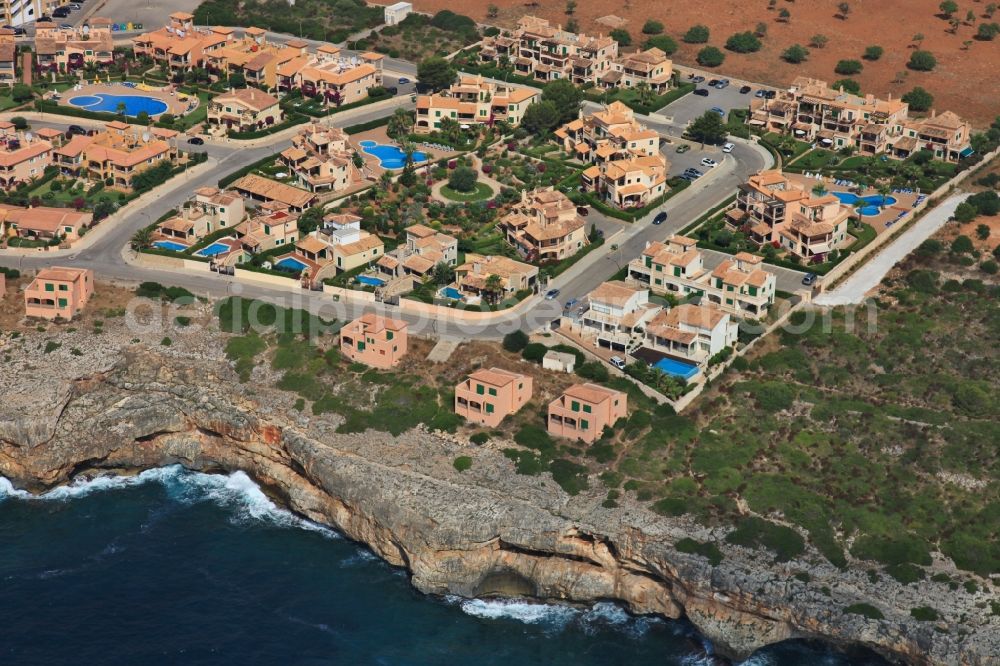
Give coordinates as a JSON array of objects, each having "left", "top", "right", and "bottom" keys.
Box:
[
  {"left": 131, "top": 226, "right": 153, "bottom": 250},
  {"left": 634, "top": 81, "right": 655, "bottom": 106},
  {"left": 877, "top": 183, "right": 892, "bottom": 210},
  {"left": 484, "top": 273, "right": 503, "bottom": 305}
]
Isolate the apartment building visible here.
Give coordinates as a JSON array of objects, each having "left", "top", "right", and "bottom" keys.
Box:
[
  {"left": 0, "top": 28, "right": 15, "bottom": 85},
  {"left": 584, "top": 155, "right": 667, "bottom": 209},
  {"left": 286, "top": 48, "right": 384, "bottom": 105},
  {"left": 414, "top": 75, "right": 539, "bottom": 133},
  {"left": 3, "top": 0, "right": 68, "bottom": 29},
  {"left": 455, "top": 254, "right": 539, "bottom": 300},
  {"left": 376, "top": 222, "right": 458, "bottom": 280},
  {"left": 0, "top": 131, "right": 53, "bottom": 190},
  {"left": 548, "top": 383, "right": 627, "bottom": 443},
  {"left": 497, "top": 187, "right": 587, "bottom": 262},
  {"left": 34, "top": 18, "right": 115, "bottom": 72},
  {"left": 628, "top": 235, "right": 776, "bottom": 318},
  {"left": 576, "top": 280, "right": 661, "bottom": 351},
  {"left": 644, "top": 304, "right": 737, "bottom": 363},
  {"left": 231, "top": 174, "right": 315, "bottom": 212},
  {"left": 339, "top": 314, "right": 407, "bottom": 369},
  {"left": 454, "top": 368, "right": 532, "bottom": 427},
  {"left": 207, "top": 88, "right": 282, "bottom": 134},
  {"left": 53, "top": 121, "right": 179, "bottom": 191},
  {"left": 280, "top": 123, "right": 363, "bottom": 193},
  {"left": 156, "top": 187, "right": 245, "bottom": 243},
  {"left": 133, "top": 13, "right": 235, "bottom": 74},
  {"left": 603, "top": 47, "right": 672, "bottom": 92},
  {"left": 0, "top": 203, "right": 91, "bottom": 242},
  {"left": 749, "top": 76, "right": 973, "bottom": 163},
  {"left": 23, "top": 266, "right": 93, "bottom": 320},
  {"left": 731, "top": 169, "right": 851, "bottom": 260},
  {"left": 480, "top": 15, "right": 618, "bottom": 86},
  {"left": 234, "top": 206, "right": 299, "bottom": 253},
  {"left": 203, "top": 27, "right": 304, "bottom": 89}
]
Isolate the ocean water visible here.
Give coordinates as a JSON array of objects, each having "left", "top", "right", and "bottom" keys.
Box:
[{"left": 0, "top": 467, "right": 889, "bottom": 666}]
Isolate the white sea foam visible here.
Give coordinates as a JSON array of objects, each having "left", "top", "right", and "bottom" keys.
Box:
[
  {"left": 0, "top": 466, "right": 338, "bottom": 538},
  {"left": 736, "top": 654, "right": 776, "bottom": 666},
  {"left": 454, "top": 597, "right": 579, "bottom": 628},
  {"left": 578, "top": 601, "right": 663, "bottom": 637}
]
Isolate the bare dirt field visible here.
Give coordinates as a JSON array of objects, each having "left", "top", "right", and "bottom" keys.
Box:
[{"left": 387, "top": 0, "right": 1000, "bottom": 127}]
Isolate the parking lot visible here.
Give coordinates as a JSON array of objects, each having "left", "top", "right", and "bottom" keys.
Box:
[{"left": 661, "top": 78, "right": 759, "bottom": 128}]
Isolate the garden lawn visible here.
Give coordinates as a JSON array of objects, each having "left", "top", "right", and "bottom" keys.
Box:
[{"left": 440, "top": 182, "right": 494, "bottom": 202}]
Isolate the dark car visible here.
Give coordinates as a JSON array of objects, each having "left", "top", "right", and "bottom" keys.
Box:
[
  {"left": 692, "top": 75, "right": 705, "bottom": 83},
  {"left": 739, "top": 85, "right": 752, "bottom": 94},
  {"left": 187, "top": 136, "right": 205, "bottom": 145},
  {"left": 67, "top": 124, "right": 86, "bottom": 136},
  {"left": 576, "top": 206, "right": 589, "bottom": 216},
  {"left": 53, "top": 6, "right": 70, "bottom": 17},
  {"left": 652, "top": 211, "right": 668, "bottom": 225},
  {"left": 693, "top": 88, "right": 709, "bottom": 97},
  {"left": 707, "top": 79, "right": 720, "bottom": 87},
  {"left": 764, "top": 90, "right": 777, "bottom": 99},
  {"left": 386, "top": 86, "right": 398, "bottom": 95},
  {"left": 801, "top": 273, "right": 817, "bottom": 286}
]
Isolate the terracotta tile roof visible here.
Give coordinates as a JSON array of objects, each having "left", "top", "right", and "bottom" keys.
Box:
[{"left": 560, "top": 382, "right": 625, "bottom": 405}]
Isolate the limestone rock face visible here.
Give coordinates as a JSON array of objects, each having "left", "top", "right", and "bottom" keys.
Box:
[{"left": 0, "top": 349, "right": 993, "bottom": 665}]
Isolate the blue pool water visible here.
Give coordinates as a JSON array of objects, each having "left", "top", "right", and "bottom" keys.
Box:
[
  {"left": 275, "top": 257, "right": 308, "bottom": 273},
  {"left": 653, "top": 357, "right": 699, "bottom": 380},
  {"left": 357, "top": 275, "right": 385, "bottom": 287},
  {"left": 832, "top": 192, "right": 897, "bottom": 216},
  {"left": 68, "top": 93, "right": 169, "bottom": 117},
  {"left": 359, "top": 140, "right": 428, "bottom": 169},
  {"left": 196, "top": 242, "right": 232, "bottom": 257},
  {"left": 153, "top": 240, "right": 187, "bottom": 252},
  {"left": 441, "top": 287, "right": 464, "bottom": 300}
]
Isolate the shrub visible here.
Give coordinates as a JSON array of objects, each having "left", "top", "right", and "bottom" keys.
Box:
[
  {"left": 902, "top": 87, "right": 934, "bottom": 112},
  {"left": 652, "top": 497, "right": 688, "bottom": 516},
  {"left": 725, "top": 31, "right": 762, "bottom": 53},
  {"left": 642, "top": 19, "right": 664, "bottom": 34},
  {"left": 844, "top": 603, "right": 885, "bottom": 620},
  {"left": 675, "top": 538, "right": 724, "bottom": 566},
  {"left": 863, "top": 45, "right": 884, "bottom": 60},
  {"left": 521, "top": 342, "right": 548, "bottom": 362},
  {"left": 644, "top": 35, "right": 678, "bottom": 55},
  {"left": 726, "top": 517, "right": 805, "bottom": 562},
  {"left": 469, "top": 432, "right": 489, "bottom": 445},
  {"left": 575, "top": 361, "right": 609, "bottom": 382},
  {"left": 610, "top": 29, "right": 632, "bottom": 47},
  {"left": 447, "top": 166, "right": 477, "bottom": 192},
  {"left": 953, "top": 202, "right": 978, "bottom": 223},
  {"left": 906, "top": 269, "right": 939, "bottom": 293},
  {"left": 951, "top": 235, "right": 974, "bottom": 254},
  {"left": 11, "top": 116, "right": 28, "bottom": 130},
  {"left": 782, "top": 44, "right": 810, "bottom": 64},
  {"left": 981, "top": 260, "right": 999, "bottom": 275},
  {"left": 835, "top": 59, "right": 863, "bottom": 75},
  {"left": 549, "top": 458, "right": 589, "bottom": 495},
  {"left": 684, "top": 24, "right": 710, "bottom": 43},
  {"left": 977, "top": 22, "right": 1000, "bottom": 40},
  {"left": 910, "top": 606, "right": 939, "bottom": 622},
  {"left": 453, "top": 456, "right": 473, "bottom": 472},
  {"left": 696, "top": 46, "right": 725, "bottom": 67},
  {"left": 908, "top": 50, "right": 937, "bottom": 71},
  {"left": 502, "top": 330, "right": 529, "bottom": 352}
]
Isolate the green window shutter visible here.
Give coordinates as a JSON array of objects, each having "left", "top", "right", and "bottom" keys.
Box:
[
  {"left": 476, "top": 384, "right": 485, "bottom": 395},
  {"left": 749, "top": 286, "right": 757, "bottom": 296},
  {"left": 485, "top": 403, "right": 494, "bottom": 413},
  {"left": 386, "top": 331, "right": 393, "bottom": 340},
  {"left": 488, "top": 388, "right": 497, "bottom": 396},
  {"left": 644, "top": 257, "right": 651, "bottom": 268},
  {"left": 45, "top": 283, "right": 54, "bottom": 292},
  {"left": 571, "top": 400, "right": 580, "bottom": 412},
  {"left": 583, "top": 404, "right": 592, "bottom": 413},
  {"left": 673, "top": 267, "right": 681, "bottom": 277},
  {"left": 58, "top": 298, "right": 68, "bottom": 307},
  {"left": 581, "top": 419, "right": 589, "bottom": 430},
  {"left": 58, "top": 284, "right": 68, "bottom": 291},
  {"left": 357, "top": 341, "right": 365, "bottom": 351}
]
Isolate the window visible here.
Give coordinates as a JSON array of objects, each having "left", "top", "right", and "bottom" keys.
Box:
[
  {"left": 58, "top": 298, "right": 68, "bottom": 307},
  {"left": 570, "top": 400, "right": 580, "bottom": 412},
  {"left": 582, "top": 404, "right": 591, "bottom": 413},
  {"left": 485, "top": 403, "right": 494, "bottom": 413},
  {"left": 476, "top": 384, "right": 485, "bottom": 395},
  {"left": 386, "top": 331, "right": 393, "bottom": 341},
  {"left": 580, "top": 419, "right": 589, "bottom": 430},
  {"left": 58, "top": 284, "right": 68, "bottom": 291},
  {"left": 488, "top": 388, "right": 497, "bottom": 396},
  {"left": 44, "top": 283, "right": 54, "bottom": 292},
  {"left": 357, "top": 341, "right": 366, "bottom": 351}
]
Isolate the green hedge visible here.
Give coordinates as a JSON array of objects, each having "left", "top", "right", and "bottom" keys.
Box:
[
  {"left": 284, "top": 89, "right": 393, "bottom": 118},
  {"left": 218, "top": 152, "right": 282, "bottom": 188},
  {"left": 581, "top": 178, "right": 691, "bottom": 222},
  {"left": 344, "top": 116, "right": 390, "bottom": 135},
  {"left": 227, "top": 113, "right": 309, "bottom": 139}
]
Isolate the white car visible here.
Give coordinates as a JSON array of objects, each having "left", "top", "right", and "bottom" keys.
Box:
[
  {"left": 610, "top": 356, "right": 627, "bottom": 370},
  {"left": 700, "top": 158, "right": 718, "bottom": 168},
  {"left": 722, "top": 142, "right": 735, "bottom": 153}
]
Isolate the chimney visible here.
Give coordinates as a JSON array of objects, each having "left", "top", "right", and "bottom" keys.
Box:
[{"left": 931, "top": 109, "right": 936, "bottom": 118}]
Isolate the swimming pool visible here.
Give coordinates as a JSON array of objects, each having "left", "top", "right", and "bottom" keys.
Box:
[
  {"left": 358, "top": 140, "right": 428, "bottom": 170},
  {"left": 68, "top": 93, "right": 169, "bottom": 117},
  {"left": 832, "top": 192, "right": 897, "bottom": 216},
  {"left": 356, "top": 275, "right": 385, "bottom": 287},
  {"left": 153, "top": 240, "right": 188, "bottom": 252},
  {"left": 196, "top": 242, "right": 233, "bottom": 257},
  {"left": 440, "top": 287, "right": 463, "bottom": 300},
  {"left": 275, "top": 257, "right": 308, "bottom": 272},
  {"left": 652, "top": 356, "right": 699, "bottom": 380}
]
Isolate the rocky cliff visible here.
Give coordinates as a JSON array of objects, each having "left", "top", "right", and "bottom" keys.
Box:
[{"left": 0, "top": 349, "right": 992, "bottom": 665}]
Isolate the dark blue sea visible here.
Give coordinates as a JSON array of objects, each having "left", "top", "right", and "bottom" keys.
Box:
[{"left": 0, "top": 466, "right": 889, "bottom": 666}]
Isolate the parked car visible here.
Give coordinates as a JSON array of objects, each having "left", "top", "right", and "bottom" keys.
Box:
[
  {"left": 397, "top": 77, "right": 410, "bottom": 84},
  {"left": 68, "top": 2, "right": 83, "bottom": 8},
  {"left": 700, "top": 158, "right": 718, "bottom": 168},
  {"left": 59, "top": 23, "right": 73, "bottom": 29},
  {"left": 610, "top": 356, "right": 627, "bottom": 370},
  {"left": 693, "top": 88, "right": 709, "bottom": 97},
  {"left": 739, "top": 85, "right": 752, "bottom": 94},
  {"left": 710, "top": 106, "right": 725, "bottom": 116},
  {"left": 652, "top": 211, "right": 668, "bottom": 225},
  {"left": 722, "top": 142, "right": 735, "bottom": 153},
  {"left": 764, "top": 90, "right": 777, "bottom": 99},
  {"left": 67, "top": 124, "right": 86, "bottom": 136},
  {"left": 386, "top": 86, "right": 398, "bottom": 95},
  {"left": 187, "top": 136, "right": 205, "bottom": 145},
  {"left": 801, "top": 273, "right": 817, "bottom": 286},
  {"left": 677, "top": 174, "right": 694, "bottom": 181},
  {"left": 564, "top": 298, "right": 579, "bottom": 311},
  {"left": 52, "top": 6, "right": 70, "bottom": 16},
  {"left": 754, "top": 89, "right": 767, "bottom": 98},
  {"left": 707, "top": 79, "right": 720, "bottom": 87},
  {"left": 715, "top": 79, "right": 730, "bottom": 89},
  {"left": 545, "top": 288, "right": 561, "bottom": 300},
  {"left": 692, "top": 75, "right": 705, "bottom": 83},
  {"left": 576, "top": 206, "right": 589, "bottom": 216},
  {"left": 684, "top": 168, "right": 703, "bottom": 178},
  {"left": 675, "top": 144, "right": 691, "bottom": 153}
]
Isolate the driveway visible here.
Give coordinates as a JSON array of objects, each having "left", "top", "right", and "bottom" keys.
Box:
[
  {"left": 700, "top": 248, "right": 807, "bottom": 293},
  {"left": 814, "top": 193, "right": 969, "bottom": 306}
]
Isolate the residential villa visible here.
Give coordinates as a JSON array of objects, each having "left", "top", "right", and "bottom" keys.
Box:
[
  {"left": 287, "top": 213, "right": 384, "bottom": 275},
  {"left": 0, "top": 130, "right": 53, "bottom": 190},
  {"left": 34, "top": 18, "right": 115, "bottom": 72},
  {"left": 479, "top": 15, "right": 618, "bottom": 86},
  {"left": 455, "top": 254, "right": 539, "bottom": 300},
  {"left": 556, "top": 102, "right": 668, "bottom": 209},
  {"left": 23, "top": 266, "right": 94, "bottom": 320},
  {"left": 339, "top": 314, "right": 408, "bottom": 369},
  {"left": 454, "top": 368, "right": 533, "bottom": 427},
  {"left": 234, "top": 205, "right": 299, "bottom": 254},
  {"left": 156, "top": 187, "right": 246, "bottom": 244},
  {"left": 202, "top": 27, "right": 306, "bottom": 90},
  {"left": 0, "top": 204, "right": 92, "bottom": 242},
  {"left": 231, "top": 174, "right": 315, "bottom": 212},
  {"left": 497, "top": 187, "right": 588, "bottom": 263},
  {"left": 53, "top": 121, "right": 180, "bottom": 191},
  {"left": 571, "top": 280, "right": 662, "bottom": 353},
  {"left": 376, "top": 223, "right": 458, "bottom": 281},
  {"left": 643, "top": 303, "right": 738, "bottom": 364},
  {"left": 133, "top": 13, "right": 235, "bottom": 74},
  {"left": 280, "top": 123, "right": 364, "bottom": 193},
  {"left": 414, "top": 75, "right": 539, "bottom": 133},
  {"left": 286, "top": 49, "right": 384, "bottom": 105},
  {"left": 749, "top": 76, "right": 973, "bottom": 163},
  {"left": 547, "top": 383, "right": 627, "bottom": 443},
  {"left": 0, "top": 28, "right": 16, "bottom": 85},
  {"left": 628, "top": 235, "right": 777, "bottom": 318},
  {"left": 207, "top": 88, "right": 283, "bottom": 134},
  {"left": 730, "top": 170, "right": 851, "bottom": 261},
  {"left": 605, "top": 47, "right": 673, "bottom": 93}
]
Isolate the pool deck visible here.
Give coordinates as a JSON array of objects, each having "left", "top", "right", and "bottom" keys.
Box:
[
  {"left": 785, "top": 172, "right": 921, "bottom": 235},
  {"left": 352, "top": 127, "right": 458, "bottom": 178},
  {"left": 53, "top": 82, "right": 193, "bottom": 118}
]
